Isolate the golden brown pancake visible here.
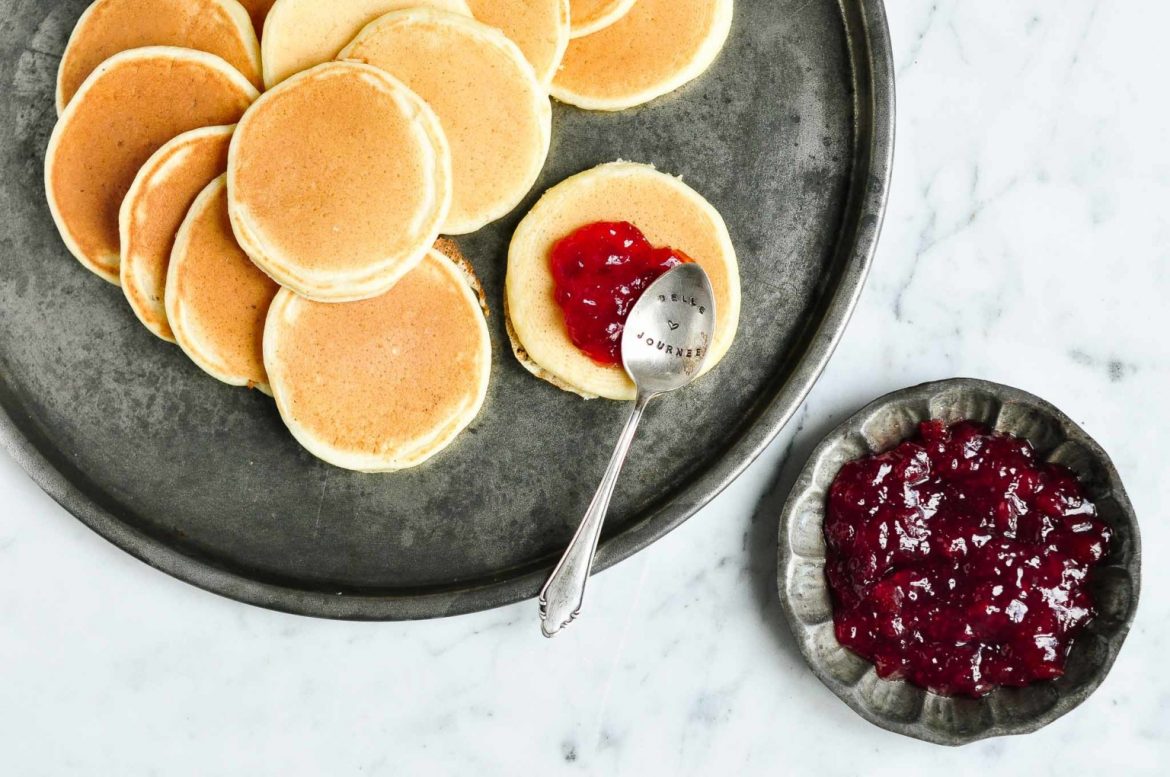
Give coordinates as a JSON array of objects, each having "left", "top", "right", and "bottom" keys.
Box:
[
  {"left": 45, "top": 47, "right": 258, "bottom": 284},
  {"left": 166, "top": 176, "right": 279, "bottom": 392},
  {"left": 263, "top": 247, "right": 492, "bottom": 472},
  {"left": 238, "top": 0, "right": 276, "bottom": 37},
  {"left": 466, "top": 0, "right": 570, "bottom": 85},
  {"left": 261, "top": 0, "right": 471, "bottom": 88},
  {"left": 56, "top": 0, "right": 262, "bottom": 112},
  {"left": 120, "top": 125, "right": 234, "bottom": 342},
  {"left": 568, "top": 0, "right": 635, "bottom": 38},
  {"left": 341, "top": 9, "right": 551, "bottom": 234},
  {"left": 227, "top": 61, "right": 451, "bottom": 302},
  {"left": 552, "top": 0, "right": 733, "bottom": 111},
  {"left": 506, "top": 161, "right": 740, "bottom": 400}
]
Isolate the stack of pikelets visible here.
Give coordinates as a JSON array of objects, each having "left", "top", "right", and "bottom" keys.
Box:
[{"left": 44, "top": 0, "right": 733, "bottom": 472}]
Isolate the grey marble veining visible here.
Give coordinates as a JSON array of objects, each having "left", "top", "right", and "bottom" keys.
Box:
[{"left": 1, "top": 1, "right": 1167, "bottom": 774}]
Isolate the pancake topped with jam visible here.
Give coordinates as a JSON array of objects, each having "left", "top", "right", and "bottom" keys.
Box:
[{"left": 506, "top": 161, "right": 741, "bottom": 400}]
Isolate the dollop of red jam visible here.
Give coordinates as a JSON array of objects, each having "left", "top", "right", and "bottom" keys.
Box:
[
  {"left": 550, "top": 221, "right": 691, "bottom": 365},
  {"left": 824, "top": 420, "right": 1112, "bottom": 697}
]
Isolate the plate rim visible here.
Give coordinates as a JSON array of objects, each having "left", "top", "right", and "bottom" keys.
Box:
[{"left": 0, "top": 0, "right": 895, "bottom": 620}]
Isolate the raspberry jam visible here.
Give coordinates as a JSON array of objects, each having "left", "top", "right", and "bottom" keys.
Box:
[
  {"left": 824, "top": 420, "right": 1112, "bottom": 697},
  {"left": 550, "top": 221, "right": 690, "bottom": 365}
]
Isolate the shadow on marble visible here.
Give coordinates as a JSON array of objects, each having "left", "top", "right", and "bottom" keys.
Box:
[{"left": 747, "top": 411, "right": 844, "bottom": 664}]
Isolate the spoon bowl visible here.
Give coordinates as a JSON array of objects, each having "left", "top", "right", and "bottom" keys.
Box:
[{"left": 622, "top": 262, "right": 718, "bottom": 396}]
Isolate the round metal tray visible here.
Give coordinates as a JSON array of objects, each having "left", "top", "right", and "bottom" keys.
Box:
[{"left": 0, "top": 0, "right": 894, "bottom": 619}]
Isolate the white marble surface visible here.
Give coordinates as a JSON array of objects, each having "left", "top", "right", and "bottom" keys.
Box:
[{"left": 3, "top": 1, "right": 1168, "bottom": 773}]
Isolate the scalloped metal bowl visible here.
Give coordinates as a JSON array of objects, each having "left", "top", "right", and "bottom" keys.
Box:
[{"left": 777, "top": 378, "right": 1141, "bottom": 746}]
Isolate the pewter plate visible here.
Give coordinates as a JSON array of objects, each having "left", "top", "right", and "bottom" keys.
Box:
[
  {"left": 0, "top": 0, "right": 893, "bottom": 619},
  {"left": 777, "top": 378, "right": 1142, "bottom": 745}
]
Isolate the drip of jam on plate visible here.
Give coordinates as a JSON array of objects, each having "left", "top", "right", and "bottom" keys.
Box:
[
  {"left": 824, "top": 419, "right": 1112, "bottom": 697},
  {"left": 550, "top": 221, "right": 691, "bottom": 365}
]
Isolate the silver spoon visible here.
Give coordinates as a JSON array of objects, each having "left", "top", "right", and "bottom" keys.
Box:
[{"left": 538, "top": 262, "right": 717, "bottom": 637}]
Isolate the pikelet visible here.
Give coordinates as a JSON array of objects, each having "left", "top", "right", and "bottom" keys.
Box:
[
  {"left": 263, "top": 245, "right": 492, "bottom": 472},
  {"left": 261, "top": 0, "right": 471, "bottom": 88},
  {"left": 568, "top": 0, "right": 635, "bottom": 38},
  {"left": 56, "top": 0, "right": 262, "bottom": 112},
  {"left": 465, "top": 0, "right": 569, "bottom": 86},
  {"left": 552, "top": 0, "right": 733, "bottom": 111},
  {"left": 341, "top": 8, "right": 551, "bottom": 235},
  {"left": 166, "top": 176, "right": 279, "bottom": 392},
  {"left": 226, "top": 60, "right": 452, "bottom": 302},
  {"left": 120, "top": 125, "right": 235, "bottom": 342},
  {"left": 506, "top": 161, "right": 741, "bottom": 400},
  {"left": 45, "top": 46, "right": 257, "bottom": 284}
]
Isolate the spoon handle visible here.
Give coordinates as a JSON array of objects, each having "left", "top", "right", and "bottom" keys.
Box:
[{"left": 538, "top": 392, "right": 652, "bottom": 637}]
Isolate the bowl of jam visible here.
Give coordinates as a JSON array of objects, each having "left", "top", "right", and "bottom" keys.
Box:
[{"left": 777, "top": 378, "right": 1140, "bottom": 745}]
